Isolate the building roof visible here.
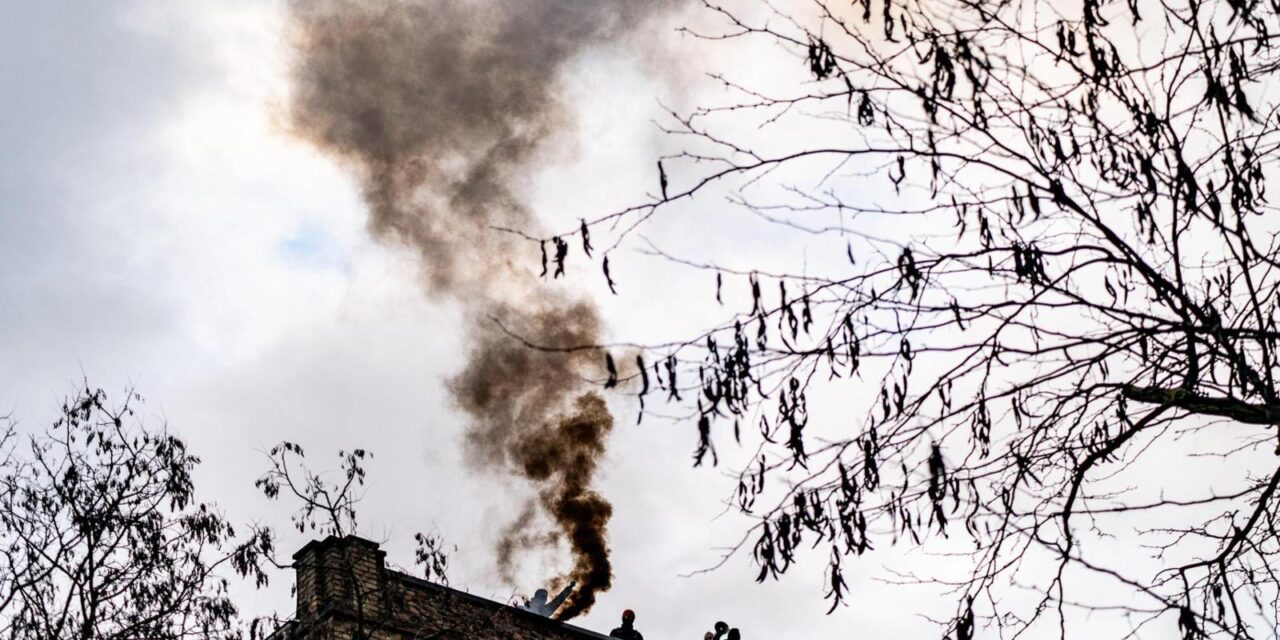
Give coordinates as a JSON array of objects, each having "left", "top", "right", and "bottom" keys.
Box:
[{"left": 270, "top": 535, "right": 617, "bottom": 640}]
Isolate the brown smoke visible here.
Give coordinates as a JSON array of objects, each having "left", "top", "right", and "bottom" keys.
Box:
[{"left": 285, "top": 0, "right": 672, "bottom": 620}]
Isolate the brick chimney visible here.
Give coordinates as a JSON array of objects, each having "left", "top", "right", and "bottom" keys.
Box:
[{"left": 292, "top": 535, "right": 389, "bottom": 625}]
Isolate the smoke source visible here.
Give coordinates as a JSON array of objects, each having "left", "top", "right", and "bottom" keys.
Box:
[{"left": 285, "top": 0, "right": 671, "bottom": 620}]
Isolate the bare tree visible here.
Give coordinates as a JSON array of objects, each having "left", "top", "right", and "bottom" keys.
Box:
[
  {"left": 0, "top": 383, "right": 454, "bottom": 640},
  {"left": 0, "top": 385, "right": 273, "bottom": 640},
  {"left": 524, "top": 0, "right": 1280, "bottom": 636},
  {"left": 254, "top": 442, "right": 453, "bottom": 640},
  {"left": 255, "top": 442, "right": 452, "bottom": 586}
]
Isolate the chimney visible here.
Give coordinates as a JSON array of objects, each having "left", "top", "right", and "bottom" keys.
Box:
[{"left": 292, "top": 535, "right": 388, "bottom": 624}]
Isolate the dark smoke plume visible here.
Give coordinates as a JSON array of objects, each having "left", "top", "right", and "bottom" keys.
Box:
[{"left": 286, "top": 0, "right": 672, "bottom": 619}]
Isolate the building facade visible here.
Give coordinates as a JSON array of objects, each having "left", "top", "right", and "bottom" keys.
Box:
[{"left": 268, "top": 535, "right": 612, "bottom": 640}]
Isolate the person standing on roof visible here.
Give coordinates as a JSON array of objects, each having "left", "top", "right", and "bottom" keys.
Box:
[
  {"left": 521, "top": 581, "right": 575, "bottom": 617},
  {"left": 609, "top": 609, "right": 644, "bottom": 639},
  {"left": 707, "top": 620, "right": 742, "bottom": 639}
]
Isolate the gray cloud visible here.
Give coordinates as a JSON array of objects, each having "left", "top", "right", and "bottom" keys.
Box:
[{"left": 0, "top": 1, "right": 199, "bottom": 407}]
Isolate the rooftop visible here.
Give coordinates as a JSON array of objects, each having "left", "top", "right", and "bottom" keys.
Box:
[{"left": 268, "top": 535, "right": 616, "bottom": 640}]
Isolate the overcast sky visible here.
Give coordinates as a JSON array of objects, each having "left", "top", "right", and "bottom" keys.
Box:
[{"left": 0, "top": 1, "right": 1002, "bottom": 637}]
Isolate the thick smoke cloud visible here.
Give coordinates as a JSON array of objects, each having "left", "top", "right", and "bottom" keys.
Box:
[{"left": 286, "top": 0, "right": 671, "bottom": 620}]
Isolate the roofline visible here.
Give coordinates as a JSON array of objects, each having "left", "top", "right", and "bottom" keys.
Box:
[
  {"left": 285, "top": 535, "right": 615, "bottom": 639},
  {"left": 389, "top": 569, "right": 613, "bottom": 640}
]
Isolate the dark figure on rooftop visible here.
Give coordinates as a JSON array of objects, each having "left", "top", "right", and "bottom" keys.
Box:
[
  {"left": 708, "top": 620, "right": 741, "bottom": 639},
  {"left": 610, "top": 609, "right": 644, "bottom": 640},
  {"left": 522, "top": 581, "right": 575, "bottom": 617}
]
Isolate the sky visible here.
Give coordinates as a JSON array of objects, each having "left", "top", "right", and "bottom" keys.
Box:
[
  {"left": 0, "top": 1, "right": 958, "bottom": 636},
  {"left": 0, "top": 1, "right": 1190, "bottom": 638}
]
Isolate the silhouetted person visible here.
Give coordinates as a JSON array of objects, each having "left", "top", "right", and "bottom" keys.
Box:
[
  {"left": 610, "top": 609, "right": 643, "bottom": 639},
  {"left": 708, "top": 620, "right": 741, "bottom": 639},
  {"left": 523, "top": 581, "right": 574, "bottom": 616},
  {"left": 712, "top": 621, "right": 729, "bottom": 639}
]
